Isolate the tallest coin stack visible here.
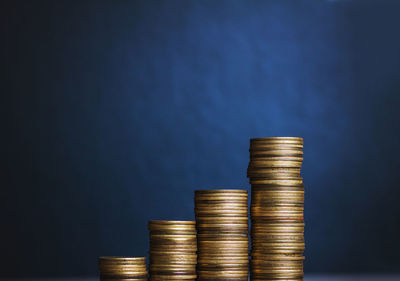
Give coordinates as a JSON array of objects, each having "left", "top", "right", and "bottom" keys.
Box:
[{"left": 247, "top": 137, "right": 305, "bottom": 281}]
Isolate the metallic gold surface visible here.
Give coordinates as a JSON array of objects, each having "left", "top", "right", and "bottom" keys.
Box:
[
  {"left": 98, "top": 257, "right": 148, "bottom": 281},
  {"left": 195, "top": 189, "right": 249, "bottom": 281},
  {"left": 248, "top": 137, "right": 305, "bottom": 280},
  {"left": 148, "top": 221, "right": 197, "bottom": 280}
]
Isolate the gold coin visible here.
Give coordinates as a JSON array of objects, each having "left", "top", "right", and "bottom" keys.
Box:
[
  {"left": 198, "top": 240, "right": 248, "bottom": 246},
  {"left": 198, "top": 249, "right": 248, "bottom": 254},
  {"left": 252, "top": 237, "right": 304, "bottom": 242},
  {"left": 150, "top": 238, "right": 197, "bottom": 243},
  {"left": 195, "top": 196, "right": 248, "bottom": 200},
  {"left": 251, "top": 226, "right": 304, "bottom": 231},
  {"left": 251, "top": 214, "right": 303, "bottom": 219},
  {"left": 195, "top": 194, "right": 248, "bottom": 199},
  {"left": 247, "top": 172, "right": 301, "bottom": 178},
  {"left": 250, "top": 137, "right": 303, "bottom": 143},
  {"left": 150, "top": 260, "right": 197, "bottom": 265},
  {"left": 149, "top": 221, "right": 195, "bottom": 225},
  {"left": 250, "top": 177, "right": 303, "bottom": 184},
  {"left": 251, "top": 136, "right": 303, "bottom": 141},
  {"left": 100, "top": 276, "right": 148, "bottom": 281},
  {"left": 251, "top": 205, "right": 304, "bottom": 209},
  {"left": 197, "top": 237, "right": 248, "bottom": 242},
  {"left": 150, "top": 265, "right": 196, "bottom": 270},
  {"left": 251, "top": 201, "right": 304, "bottom": 206},
  {"left": 149, "top": 252, "right": 197, "bottom": 257},
  {"left": 195, "top": 189, "right": 247, "bottom": 195},
  {"left": 149, "top": 248, "right": 197, "bottom": 253},
  {"left": 195, "top": 201, "right": 248, "bottom": 206},
  {"left": 99, "top": 257, "right": 146, "bottom": 264},
  {"left": 198, "top": 264, "right": 248, "bottom": 269},
  {"left": 250, "top": 146, "right": 303, "bottom": 153},
  {"left": 251, "top": 254, "right": 304, "bottom": 260},
  {"left": 197, "top": 276, "right": 247, "bottom": 281},
  {"left": 250, "top": 147, "right": 303, "bottom": 153},
  {"left": 150, "top": 253, "right": 197, "bottom": 257},
  {"left": 247, "top": 166, "right": 301, "bottom": 172},
  {"left": 251, "top": 221, "right": 305, "bottom": 226},
  {"left": 195, "top": 207, "right": 248, "bottom": 211},
  {"left": 149, "top": 275, "right": 197, "bottom": 280},
  {"left": 250, "top": 156, "right": 303, "bottom": 162},
  {"left": 150, "top": 239, "right": 197, "bottom": 244},
  {"left": 196, "top": 218, "right": 248, "bottom": 223},
  {"left": 198, "top": 259, "right": 248, "bottom": 264},
  {"left": 196, "top": 226, "right": 248, "bottom": 231},
  {"left": 100, "top": 277, "right": 148, "bottom": 281},
  {"left": 249, "top": 162, "right": 302, "bottom": 169},
  {"left": 252, "top": 249, "right": 304, "bottom": 255},
  {"left": 251, "top": 240, "right": 304, "bottom": 245},
  {"left": 251, "top": 211, "right": 304, "bottom": 216},
  {"left": 251, "top": 259, "right": 303, "bottom": 265},
  {"left": 150, "top": 233, "right": 196, "bottom": 237},
  {"left": 196, "top": 209, "right": 249, "bottom": 214},
  {"left": 251, "top": 272, "right": 303, "bottom": 276},
  {"left": 149, "top": 225, "right": 196, "bottom": 231},
  {"left": 197, "top": 230, "right": 248, "bottom": 235},
  {"left": 252, "top": 189, "right": 304, "bottom": 195},
  {"left": 252, "top": 194, "right": 304, "bottom": 200},
  {"left": 100, "top": 272, "right": 148, "bottom": 276},
  {"left": 251, "top": 264, "right": 303, "bottom": 270},
  {"left": 99, "top": 264, "right": 147, "bottom": 269},
  {"left": 195, "top": 209, "right": 247, "bottom": 214},
  {"left": 149, "top": 278, "right": 196, "bottom": 281},
  {"left": 197, "top": 271, "right": 248, "bottom": 278},
  {"left": 253, "top": 193, "right": 304, "bottom": 198}
]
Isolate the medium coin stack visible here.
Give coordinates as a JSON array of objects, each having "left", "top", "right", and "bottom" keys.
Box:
[
  {"left": 195, "top": 189, "right": 249, "bottom": 281},
  {"left": 148, "top": 220, "right": 197, "bottom": 281},
  {"left": 98, "top": 257, "right": 148, "bottom": 281},
  {"left": 247, "top": 137, "right": 305, "bottom": 281}
]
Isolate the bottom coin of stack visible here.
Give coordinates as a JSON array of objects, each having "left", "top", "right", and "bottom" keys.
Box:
[
  {"left": 195, "top": 189, "right": 249, "bottom": 281},
  {"left": 98, "top": 257, "right": 148, "bottom": 281},
  {"left": 149, "top": 220, "right": 197, "bottom": 281}
]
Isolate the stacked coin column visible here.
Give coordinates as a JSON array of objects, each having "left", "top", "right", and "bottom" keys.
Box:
[
  {"left": 195, "top": 189, "right": 249, "bottom": 281},
  {"left": 247, "top": 137, "right": 305, "bottom": 281},
  {"left": 148, "top": 221, "right": 197, "bottom": 281},
  {"left": 98, "top": 257, "right": 148, "bottom": 281}
]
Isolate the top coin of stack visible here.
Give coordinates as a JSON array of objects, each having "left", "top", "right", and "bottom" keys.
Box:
[
  {"left": 195, "top": 189, "right": 249, "bottom": 281},
  {"left": 247, "top": 137, "right": 305, "bottom": 281},
  {"left": 98, "top": 257, "right": 148, "bottom": 281},
  {"left": 148, "top": 220, "right": 197, "bottom": 281}
]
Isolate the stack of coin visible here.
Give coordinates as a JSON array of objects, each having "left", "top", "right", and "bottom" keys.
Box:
[
  {"left": 98, "top": 257, "right": 148, "bottom": 281},
  {"left": 148, "top": 220, "right": 197, "bottom": 281},
  {"left": 247, "top": 137, "right": 305, "bottom": 281},
  {"left": 195, "top": 189, "right": 249, "bottom": 281}
]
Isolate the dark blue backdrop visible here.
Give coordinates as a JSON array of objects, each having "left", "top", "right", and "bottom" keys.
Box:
[{"left": 2, "top": 0, "right": 400, "bottom": 277}]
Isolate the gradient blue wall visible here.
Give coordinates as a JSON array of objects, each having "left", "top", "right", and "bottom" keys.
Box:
[{"left": 2, "top": 0, "right": 400, "bottom": 277}]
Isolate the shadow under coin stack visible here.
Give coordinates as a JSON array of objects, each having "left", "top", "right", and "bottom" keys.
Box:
[
  {"left": 98, "top": 257, "right": 148, "bottom": 281},
  {"left": 195, "top": 189, "right": 249, "bottom": 281},
  {"left": 148, "top": 221, "right": 197, "bottom": 281},
  {"left": 247, "top": 137, "right": 305, "bottom": 281}
]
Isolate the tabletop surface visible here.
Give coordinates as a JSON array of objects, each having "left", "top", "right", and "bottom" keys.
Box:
[{"left": 1, "top": 276, "right": 399, "bottom": 281}]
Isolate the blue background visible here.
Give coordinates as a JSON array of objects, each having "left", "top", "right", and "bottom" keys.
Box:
[{"left": 2, "top": 0, "right": 400, "bottom": 277}]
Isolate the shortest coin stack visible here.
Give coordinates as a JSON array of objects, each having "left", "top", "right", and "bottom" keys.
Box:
[
  {"left": 99, "top": 257, "right": 148, "bottom": 281},
  {"left": 149, "top": 220, "right": 197, "bottom": 281},
  {"left": 195, "top": 189, "right": 249, "bottom": 281}
]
